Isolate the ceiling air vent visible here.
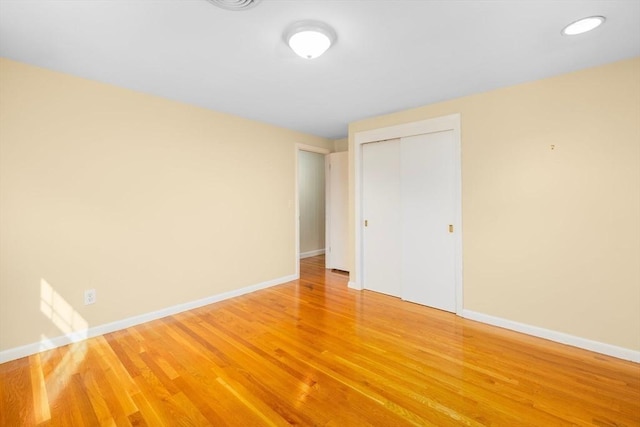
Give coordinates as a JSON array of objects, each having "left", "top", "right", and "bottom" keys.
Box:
[{"left": 206, "top": 0, "right": 262, "bottom": 11}]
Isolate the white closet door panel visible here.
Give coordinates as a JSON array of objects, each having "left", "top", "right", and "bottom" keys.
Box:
[
  {"left": 401, "top": 131, "right": 456, "bottom": 311},
  {"left": 362, "top": 140, "right": 401, "bottom": 297}
]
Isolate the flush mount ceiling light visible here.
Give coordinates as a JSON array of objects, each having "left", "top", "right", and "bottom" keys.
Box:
[
  {"left": 562, "top": 16, "right": 605, "bottom": 35},
  {"left": 206, "top": 0, "right": 262, "bottom": 11},
  {"left": 285, "top": 21, "right": 336, "bottom": 59}
]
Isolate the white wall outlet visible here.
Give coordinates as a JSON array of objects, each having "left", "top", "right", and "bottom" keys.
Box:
[{"left": 84, "top": 289, "right": 96, "bottom": 305}]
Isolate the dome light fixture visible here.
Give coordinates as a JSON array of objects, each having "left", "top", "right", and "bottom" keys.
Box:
[
  {"left": 562, "top": 16, "right": 605, "bottom": 36},
  {"left": 205, "top": 0, "right": 262, "bottom": 11},
  {"left": 285, "top": 21, "right": 336, "bottom": 59}
]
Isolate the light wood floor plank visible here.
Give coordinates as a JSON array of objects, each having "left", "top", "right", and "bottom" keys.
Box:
[
  {"left": 28, "top": 354, "right": 51, "bottom": 424},
  {"left": 1, "top": 255, "right": 639, "bottom": 426}
]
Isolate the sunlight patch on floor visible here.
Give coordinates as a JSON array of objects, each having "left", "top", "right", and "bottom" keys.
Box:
[{"left": 37, "top": 278, "right": 90, "bottom": 415}]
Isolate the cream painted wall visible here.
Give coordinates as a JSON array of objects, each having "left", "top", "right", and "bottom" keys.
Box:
[
  {"left": 0, "top": 58, "right": 332, "bottom": 352},
  {"left": 333, "top": 138, "right": 348, "bottom": 152},
  {"left": 349, "top": 57, "right": 640, "bottom": 352}
]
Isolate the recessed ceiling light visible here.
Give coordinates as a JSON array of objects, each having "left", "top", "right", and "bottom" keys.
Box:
[
  {"left": 562, "top": 16, "right": 606, "bottom": 36},
  {"left": 285, "top": 21, "right": 336, "bottom": 59}
]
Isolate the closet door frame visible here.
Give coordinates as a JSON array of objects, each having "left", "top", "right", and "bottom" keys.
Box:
[{"left": 351, "top": 114, "right": 463, "bottom": 315}]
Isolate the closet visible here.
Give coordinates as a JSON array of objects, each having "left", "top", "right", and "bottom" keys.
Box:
[{"left": 359, "top": 117, "right": 460, "bottom": 313}]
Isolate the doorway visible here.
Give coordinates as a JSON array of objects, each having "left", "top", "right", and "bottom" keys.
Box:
[
  {"left": 295, "top": 144, "right": 330, "bottom": 278},
  {"left": 299, "top": 150, "right": 326, "bottom": 259}
]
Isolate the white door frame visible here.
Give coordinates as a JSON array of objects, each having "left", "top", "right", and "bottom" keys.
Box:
[
  {"left": 295, "top": 144, "right": 331, "bottom": 279},
  {"left": 352, "top": 114, "right": 464, "bottom": 315}
]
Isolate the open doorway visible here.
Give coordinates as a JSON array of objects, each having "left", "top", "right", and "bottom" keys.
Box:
[
  {"left": 295, "top": 144, "right": 330, "bottom": 278},
  {"left": 299, "top": 150, "right": 326, "bottom": 258}
]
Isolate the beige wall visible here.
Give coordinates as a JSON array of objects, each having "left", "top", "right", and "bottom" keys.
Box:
[
  {"left": 349, "top": 57, "right": 640, "bottom": 351},
  {"left": 0, "top": 58, "right": 332, "bottom": 352},
  {"left": 333, "top": 138, "right": 348, "bottom": 152}
]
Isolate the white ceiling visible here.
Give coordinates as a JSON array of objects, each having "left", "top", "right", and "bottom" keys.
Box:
[{"left": 1, "top": 0, "right": 639, "bottom": 139}]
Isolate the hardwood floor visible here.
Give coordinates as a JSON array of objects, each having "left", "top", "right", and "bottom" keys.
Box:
[{"left": 1, "top": 255, "right": 639, "bottom": 426}]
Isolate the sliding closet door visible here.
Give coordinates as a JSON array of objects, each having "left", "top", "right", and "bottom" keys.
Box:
[
  {"left": 362, "top": 139, "right": 401, "bottom": 297},
  {"left": 361, "top": 130, "right": 457, "bottom": 312},
  {"left": 401, "top": 131, "right": 456, "bottom": 312}
]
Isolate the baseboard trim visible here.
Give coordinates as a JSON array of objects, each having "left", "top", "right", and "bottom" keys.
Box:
[
  {"left": 300, "top": 249, "right": 325, "bottom": 259},
  {"left": 462, "top": 309, "right": 640, "bottom": 363},
  {"left": 347, "top": 280, "right": 362, "bottom": 290},
  {"left": 0, "top": 274, "right": 297, "bottom": 364}
]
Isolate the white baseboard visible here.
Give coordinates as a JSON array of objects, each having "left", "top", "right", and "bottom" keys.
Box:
[
  {"left": 0, "top": 274, "right": 297, "bottom": 364},
  {"left": 300, "top": 249, "right": 325, "bottom": 259},
  {"left": 462, "top": 309, "right": 640, "bottom": 363},
  {"left": 347, "top": 281, "right": 362, "bottom": 290}
]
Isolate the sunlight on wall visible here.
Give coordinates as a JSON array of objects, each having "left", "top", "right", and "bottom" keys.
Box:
[{"left": 40, "top": 279, "right": 88, "bottom": 344}]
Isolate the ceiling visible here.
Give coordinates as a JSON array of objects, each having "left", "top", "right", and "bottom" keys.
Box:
[{"left": 0, "top": 0, "right": 638, "bottom": 139}]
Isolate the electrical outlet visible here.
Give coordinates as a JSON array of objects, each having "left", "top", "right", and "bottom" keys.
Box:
[{"left": 84, "top": 289, "right": 96, "bottom": 305}]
